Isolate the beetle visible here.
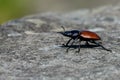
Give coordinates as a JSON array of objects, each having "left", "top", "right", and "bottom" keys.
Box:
[{"left": 59, "top": 26, "right": 112, "bottom": 52}]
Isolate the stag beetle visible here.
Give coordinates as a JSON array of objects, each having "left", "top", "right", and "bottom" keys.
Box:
[{"left": 59, "top": 26, "right": 111, "bottom": 53}]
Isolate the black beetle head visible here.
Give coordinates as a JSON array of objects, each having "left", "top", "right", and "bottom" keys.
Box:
[
  {"left": 59, "top": 30, "right": 79, "bottom": 38},
  {"left": 58, "top": 26, "right": 80, "bottom": 38}
]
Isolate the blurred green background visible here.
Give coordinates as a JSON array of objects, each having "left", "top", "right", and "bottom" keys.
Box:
[{"left": 0, "top": 0, "right": 119, "bottom": 23}]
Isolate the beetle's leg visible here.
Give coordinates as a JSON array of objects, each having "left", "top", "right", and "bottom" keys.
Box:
[
  {"left": 66, "top": 38, "right": 78, "bottom": 52},
  {"left": 85, "top": 41, "right": 90, "bottom": 45},
  {"left": 63, "top": 33, "right": 75, "bottom": 46},
  {"left": 65, "top": 38, "right": 72, "bottom": 46},
  {"left": 76, "top": 39, "right": 81, "bottom": 53},
  {"left": 92, "top": 41, "right": 112, "bottom": 52}
]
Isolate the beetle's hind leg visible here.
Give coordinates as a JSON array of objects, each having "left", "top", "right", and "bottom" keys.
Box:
[{"left": 92, "top": 41, "right": 112, "bottom": 52}]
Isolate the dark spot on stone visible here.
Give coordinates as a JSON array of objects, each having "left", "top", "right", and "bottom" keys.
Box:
[{"left": 103, "top": 17, "right": 114, "bottom": 22}]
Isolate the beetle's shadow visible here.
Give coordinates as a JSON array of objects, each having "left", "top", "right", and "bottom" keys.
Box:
[{"left": 60, "top": 44, "right": 100, "bottom": 49}]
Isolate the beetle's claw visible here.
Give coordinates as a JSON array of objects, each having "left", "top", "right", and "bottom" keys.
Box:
[{"left": 62, "top": 44, "right": 68, "bottom": 47}]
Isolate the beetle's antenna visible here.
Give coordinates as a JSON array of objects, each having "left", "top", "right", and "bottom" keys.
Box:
[{"left": 61, "top": 26, "right": 65, "bottom": 32}]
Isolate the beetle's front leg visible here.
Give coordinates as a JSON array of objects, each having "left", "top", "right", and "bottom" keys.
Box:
[{"left": 65, "top": 38, "right": 73, "bottom": 46}]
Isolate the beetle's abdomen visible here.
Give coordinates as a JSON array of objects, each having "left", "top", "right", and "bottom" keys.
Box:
[{"left": 80, "top": 31, "right": 101, "bottom": 40}]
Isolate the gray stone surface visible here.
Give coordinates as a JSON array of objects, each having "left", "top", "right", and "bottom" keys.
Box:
[{"left": 0, "top": 5, "right": 120, "bottom": 80}]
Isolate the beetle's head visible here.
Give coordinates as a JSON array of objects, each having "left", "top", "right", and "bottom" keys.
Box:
[{"left": 58, "top": 26, "right": 79, "bottom": 38}]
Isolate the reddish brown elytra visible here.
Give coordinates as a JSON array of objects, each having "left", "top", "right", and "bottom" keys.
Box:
[
  {"left": 59, "top": 26, "right": 111, "bottom": 53},
  {"left": 80, "top": 31, "right": 101, "bottom": 40}
]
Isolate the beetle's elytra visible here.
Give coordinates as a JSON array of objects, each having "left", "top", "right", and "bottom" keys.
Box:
[{"left": 59, "top": 26, "right": 111, "bottom": 53}]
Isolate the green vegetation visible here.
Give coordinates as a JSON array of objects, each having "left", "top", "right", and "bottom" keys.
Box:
[
  {"left": 0, "top": 0, "right": 34, "bottom": 23},
  {"left": 0, "top": 0, "right": 118, "bottom": 23}
]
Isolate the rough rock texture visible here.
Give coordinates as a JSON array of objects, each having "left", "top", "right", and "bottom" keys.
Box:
[{"left": 0, "top": 5, "right": 120, "bottom": 80}]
